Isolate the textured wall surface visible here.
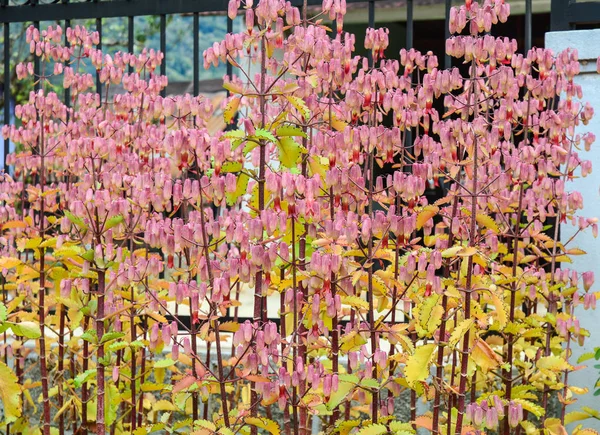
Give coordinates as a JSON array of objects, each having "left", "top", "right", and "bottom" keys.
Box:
[{"left": 547, "top": 28, "right": 600, "bottom": 432}]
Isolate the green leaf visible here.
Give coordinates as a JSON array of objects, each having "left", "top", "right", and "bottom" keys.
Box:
[
  {"left": 108, "top": 340, "right": 129, "bottom": 353},
  {"left": 73, "top": 369, "right": 95, "bottom": 388},
  {"left": 404, "top": 343, "right": 436, "bottom": 387},
  {"left": 221, "top": 161, "right": 243, "bottom": 173},
  {"left": 254, "top": 129, "right": 277, "bottom": 143},
  {"left": 276, "top": 125, "right": 307, "bottom": 138},
  {"left": 81, "top": 330, "right": 98, "bottom": 344},
  {"left": 577, "top": 352, "right": 596, "bottom": 363},
  {"left": 10, "top": 321, "right": 41, "bottom": 339},
  {"left": 100, "top": 331, "right": 125, "bottom": 344},
  {"left": 285, "top": 96, "right": 311, "bottom": 120},
  {"left": 326, "top": 378, "right": 356, "bottom": 411},
  {"left": 154, "top": 358, "right": 176, "bottom": 368},
  {"left": 277, "top": 137, "right": 304, "bottom": 169},
  {"left": 0, "top": 361, "right": 22, "bottom": 423},
  {"left": 222, "top": 129, "right": 245, "bottom": 140},
  {"left": 81, "top": 249, "right": 95, "bottom": 262},
  {"left": 64, "top": 210, "right": 88, "bottom": 230},
  {"left": 0, "top": 303, "right": 6, "bottom": 322},
  {"left": 104, "top": 215, "right": 124, "bottom": 231}
]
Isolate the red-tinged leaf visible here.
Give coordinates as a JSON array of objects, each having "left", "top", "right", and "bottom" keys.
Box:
[{"left": 172, "top": 375, "right": 197, "bottom": 394}]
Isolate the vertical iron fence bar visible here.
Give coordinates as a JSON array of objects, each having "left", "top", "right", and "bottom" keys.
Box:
[
  {"left": 63, "top": 0, "right": 70, "bottom": 113},
  {"left": 160, "top": 14, "right": 166, "bottom": 97},
  {"left": 525, "top": 0, "right": 532, "bottom": 52},
  {"left": 367, "top": 0, "right": 375, "bottom": 66},
  {"left": 551, "top": 0, "right": 570, "bottom": 31},
  {"left": 193, "top": 13, "right": 199, "bottom": 97},
  {"left": 406, "top": 0, "right": 413, "bottom": 49},
  {"left": 445, "top": 0, "right": 451, "bottom": 68},
  {"left": 128, "top": 15, "right": 134, "bottom": 73},
  {"left": 96, "top": 1, "right": 102, "bottom": 97},
  {"left": 33, "top": 0, "right": 40, "bottom": 92},
  {"left": 3, "top": 22, "right": 9, "bottom": 172},
  {"left": 405, "top": 0, "right": 414, "bottom": 169},
  {"left": 226, "top": 15, "right": 233, "bottom": 95}
]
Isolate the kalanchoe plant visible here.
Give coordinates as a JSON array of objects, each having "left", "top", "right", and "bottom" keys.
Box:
[{"left": 0, "top": 0, "right": 599, "bottom": 434}]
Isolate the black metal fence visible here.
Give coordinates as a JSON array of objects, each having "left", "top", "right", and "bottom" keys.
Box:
[
  {"left": 0, "top": 0, "right": 540, "bottom": 167},
  {"left": 0, "top": 0, "right": 589, "bottom": 326}
]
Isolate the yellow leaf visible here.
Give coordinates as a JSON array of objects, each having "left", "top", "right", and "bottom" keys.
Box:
[
  {"left": 574, "top": 430, "right": 600, "bottom": 435},
  {"left": 448, "top": 318, "right": 474, "bottom": 348},
  {"left": 489, "top": 290, "right": 507, "bottom": 328},
  {"left": 442, "top": 246, "right": 464, "bottom": 258},
  {"left": 154, "top": 400, "right": 177, "bottom": 412},
  {"left": 471, "top": 338, "right": 502, "bottom": 372},
  {"left": 537, "top": 355, "right": 571, "bottom": 372},
  {"left": 308, "top": 156, "right": 328, "bottom": 180},
  {"left": 565, "top": 411, "right": 593, "bottom": 425},
  {"left": 476, "top": 214, "right": 499, "bottom": 234},
  {"left": 244, "top": 417, "right": 281, "bottom": 435},
  {"left": 404, "top": 343, "right": 436, "bottom": 387},
  {"left": 457, "top": 246, "right": 478, "bottom": 257},
  {"left": 337, "top": 420, "right": 361, "bottom": 435},
  {"left": 416, "top": 205, "right": 439, "bottom": 230},
  {"left": 218, "top": 321, "right": 240, "bottom": 333},
  {"left": 341, "top": 295, "right": 369, "bottom": 311},
  {"left": 340, "top": 330, "right": 367, "bottom": 352},
  {"left": 223, "top": 96, "right": 241, "bottom": 124},
  {"left": 415, "top": 294, "right": 441, "bottom": 337},
  {"left": 357, "top": 424, "right": 388, "bottom": 435},
  {"left": 514, "top": 398, "right": 545, "bottom": 418},
  {"left": 0, "top": 257, "right": 21, "bottom": 269},
  {"left": 0, "top": 360, "right": 22, "bottom": 423}
]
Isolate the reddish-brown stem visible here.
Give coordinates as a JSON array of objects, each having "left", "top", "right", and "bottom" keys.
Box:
[
  {"left": 58, "top": 303, "right": 66, "bottom": 435},
  {"left": 454, "top": 71, "right": 479, "bottom": 435},
  {"left": 503, "top": 184, "right": 524, "bottom": 435},
  {"left": 130, "top": 285, "right": 137, "bottom": 431},
  {"left": 38, "top": 112, "right": 51, "bottom": 435},
  {"left": 250, "top": 30, "right": 268, "bottom": 435},
  {"left": 433, "top": 193, "right": 462, "bottom": 435},
  {"left": 82, "top": 314, "right": 91, "bottom": 435},
  {"left": 96, "top": 271, "right": 107, "bottom": 435}
]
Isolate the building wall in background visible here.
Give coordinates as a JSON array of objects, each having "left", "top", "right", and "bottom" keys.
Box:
[{"left": 547, "top": 28, "right": 600, "bottom": 432}]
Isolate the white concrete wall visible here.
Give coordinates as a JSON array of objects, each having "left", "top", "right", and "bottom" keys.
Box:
[{"left": 546, "top": 29, "right": 600, "bottom": 432}]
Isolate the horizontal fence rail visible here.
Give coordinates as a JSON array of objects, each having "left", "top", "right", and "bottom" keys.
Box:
[{"left": 551, "top": 0, "right": 600, "bottom": 30}]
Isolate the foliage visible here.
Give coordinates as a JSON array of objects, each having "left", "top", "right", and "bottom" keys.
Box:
[{"left": 0, "top": 1, "right": 599, "bottom": 435}]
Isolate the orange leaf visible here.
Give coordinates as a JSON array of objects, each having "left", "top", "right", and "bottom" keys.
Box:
[
  {"left": 414, "top": 415, "right": 433, "bottom": 431},
  {"left": 1, "top": 221, "right": 27, "bottom": 230}
]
